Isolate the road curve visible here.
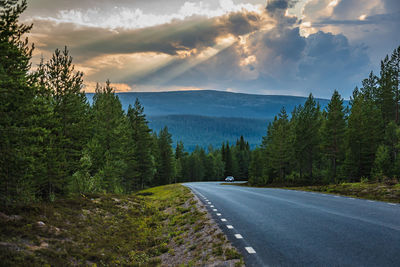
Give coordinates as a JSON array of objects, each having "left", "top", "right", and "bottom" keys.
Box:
[{"left": 184, "top": 182, "right": 400, "bottom": 267}]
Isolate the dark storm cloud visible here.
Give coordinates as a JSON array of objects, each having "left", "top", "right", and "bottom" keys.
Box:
[
  {"left": 259, "top": 27, "right": 306, "bottom": 61},
  {"left": 266, "top": 0, "right": 298, "bottom": 13},
  {"left": 298, "top": 31, "right": 369, "bottom": 90}
]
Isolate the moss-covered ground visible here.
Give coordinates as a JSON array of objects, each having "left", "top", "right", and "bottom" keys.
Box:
[{"left": 0, "top": 184, "right": 243, "bottom": 266}]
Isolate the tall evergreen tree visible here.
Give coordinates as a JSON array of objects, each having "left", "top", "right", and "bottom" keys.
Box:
[
  {"left": 156, "top": 127, "right": 175, "bottom": 185},
  {"left": 0, "top": 0, "right": 38, "bottom": 203},
  {"left": 37, "top": 47, "right": 91, "bottom": 196},
  {"left": 321, "top": 90, "right": 346, "bottom": 180},
  {"left": 345, "top": 88, "right": 383, "bottom": 180},
  {"left": 265, "top": 108, "right": 292, "bottom": 181},
  {"left": 85, "top": 81, "right": 129, "bottom": 193},
  {"left": 293, "top": 94, "right": 321, "bottom": 182},
  {"left": 378, "top": 55, "right": 397, "bottom": 127},
  {"left": 223, "top": 142, "right": 233, "bottom": 176},
  {"left": 126, "top": 98, "right": 154, "bottom": 190}
]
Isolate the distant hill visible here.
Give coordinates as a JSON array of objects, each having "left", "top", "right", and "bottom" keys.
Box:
[
  {"left": 86, "top": 90, "right": 337, "bottom": 151},
  {"left": 86, "top": 90, "right": 332, "bottom": 119},
  {"left": 148, "top": 115, "right": 269, "bottom": 151}
]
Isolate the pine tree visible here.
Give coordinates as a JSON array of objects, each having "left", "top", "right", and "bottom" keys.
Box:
[
  {"left": 224, "top": 142, "right": 233, "bottom": 176},
  {"left": 156, "top": 127, "right": 174, "bottom": 185},
  {"left": 321, "top": 90, "right": 346, "bottom": 181},
  {"left": 37, "top": 47, "right": 91, "bottom": 197},
  {"left": 377, "top": 55, "right": 396, "bottom": 127},
  {"left": 265, "top": 108, "right": 292, "bottom": 182},
  {"left": 371, "top": 145, "right": 391, "bottom": 181},
  {"left": 126, "top": 98, "right": 154, "bottom": 190},
  {"left": 0, "top": 0, "right": 38, "bottom": 203},
  {"left": 85, "top": 81, "right": 129, "bottom": 193},
  {"left": 345, "top": 88, "right": 383, "bottom": 180},
  {"left": 293, "top": 94, "right": 321, "bottom": 182}
]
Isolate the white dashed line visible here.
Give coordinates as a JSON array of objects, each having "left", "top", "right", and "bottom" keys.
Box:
[
  {"left": 348, "top": 197, "right": 355, "bottom": 200},
  {"left": 227, "top": 225, "right": 234, "bottom": 229},
  {"left": 367, "top": 200, "right": 375, "bottom": 203},
  {"left": 213, "top": 209, "right": 217, "bottom": 211},
  {"left": 221, "top": 218, "right": 227, "bottom": 222},
  {"left": 245, "top": 247, "right": 256, "bottom": 254},
  {"left": 216, "top": 213, "right": 221, "bottom": 216},
  {"left": 210, "top": 205, "right": 214, "bottom": 207},
  {"left": 234, "top": 234, "right": 243, "bottom": 239},
  {"left": 388, "top": 203, "right": 396, "bottom": 206},
  {"left": 334, "top": 195, "right": 340, "bottom": 198}
]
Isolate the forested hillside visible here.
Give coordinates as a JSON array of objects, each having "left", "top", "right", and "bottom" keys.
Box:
[{"left": 148, "top": 115, "right": 268, "bottom": 151}]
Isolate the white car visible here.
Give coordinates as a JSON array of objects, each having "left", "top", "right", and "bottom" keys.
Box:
[{"left": 225, "top": 176, "right": 234, "bottom": 182}]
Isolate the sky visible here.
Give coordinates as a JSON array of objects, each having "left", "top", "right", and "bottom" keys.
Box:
[{"left": 22, "top": 0, "right": 400, "bottom": 98}]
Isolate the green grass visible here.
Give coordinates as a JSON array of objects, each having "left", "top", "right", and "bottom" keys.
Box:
[
  {"left": 0, "top": 184, "right": 244, "bottom": 266},
  {"left": 225, "top": 181, "right": 400, "bottom": 203},
  {"left": 288, "top": 182, "right": 400, "bottom": 203}
]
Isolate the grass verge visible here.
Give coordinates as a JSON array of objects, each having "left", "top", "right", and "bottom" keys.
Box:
[
  {"left": 222, "top": 182, "right": 400, "bottom": 203},
  {"left": 288, "top": 182, "right": 400, "bottom": 203},
  {"left": 0, "top": 184, "right": 243, "bottom": 266}
]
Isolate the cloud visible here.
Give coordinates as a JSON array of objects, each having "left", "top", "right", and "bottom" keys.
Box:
[
  {"left": 24, "top": 0, "right": 399, "bottom": 98},
  {"left": 28, "top": 9, "right": 263, "bottom": 62},
  {"left": 26, "top": 0, "right": 262, "bottom": 30}
]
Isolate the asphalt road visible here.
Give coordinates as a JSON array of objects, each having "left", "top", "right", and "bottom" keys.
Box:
[{"left": 184, "top": 182, "right": 400, "bottom": 267}]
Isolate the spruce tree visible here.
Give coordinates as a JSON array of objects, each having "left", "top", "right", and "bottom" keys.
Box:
[
  {"left": 322, "top": 90, "right": 346, "bottom": 181},
  {"left": 156, "top": 127, "right": 174, "bottom": 185},
  {"left": 266, "top": 108, "right": 292, "bottom": 182},
  {"left": 293, "top": 94, "right": 321, "bottom": 182},
  {"left": 85, "top": 81, "right": 129, "bottom": 193},
  {"left": 345, "top": 88, "right": 383, "bottom": 180},
  {"left": 126, "top": 98, "right": 154, "bottom": 190}
]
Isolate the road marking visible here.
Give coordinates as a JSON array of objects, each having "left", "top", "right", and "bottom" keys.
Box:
[
  {"left": 207, "top": 202, "right": 211, "bottom": 204},
  {"left": 388, "top": 203, "right": 396, "bottom": 206},
  {"left": 213, "top": 209, "right": 217, "bottom": 211},
  {"left": 334, "top": 196, "right": 340, "bottom": 198},
  {"left": 221, "top": 218, "right": 227, "bottom": 222},
  {"left": 367, "top": 200, "right": 375, "bottom": 203},
  {"left": 235, "top": 234, "right": 243, "bottom": 239},
  {"left": 245, "top": 247, "right": 256, "bottom": 254},
  {"left": 210, "top": 205, "right": 214, "bottom": 207},
  {"left": 348, "top": 197, "right": 355, "bottom": 200},
  {"left": 227, "top": 225, "right": 234, "bottom": 229},
  {"left": 216, "top": 213, "right": 221, "bottom": 216}
]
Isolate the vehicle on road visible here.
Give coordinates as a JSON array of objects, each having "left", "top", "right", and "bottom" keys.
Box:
[{"left": 225, "top": 176, "right": 234, "bottom": 182}]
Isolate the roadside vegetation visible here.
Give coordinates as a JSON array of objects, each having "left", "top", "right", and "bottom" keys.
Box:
[
  {"left": 288, "top": 181, "right": 400, "bottom": 203},
  {"left": 0, "top": 184, "right": 243, "bottom": 266}
]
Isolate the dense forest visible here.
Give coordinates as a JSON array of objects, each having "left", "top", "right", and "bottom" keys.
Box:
[
  {"left": 0, "top": 1, "right": 248, "bottom": 205},
  {"left": 0, "top": 1, "right": 177, "bottom": 204},
  {"left": 1, "top": 1, "right": 400, "bottom": 206},
  {"left": 249, "top": 46, "right": 400, "bottom": 186}
]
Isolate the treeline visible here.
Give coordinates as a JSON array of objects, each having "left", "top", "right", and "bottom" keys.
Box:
[
  {"left": 1, "top": 1, "right": 178, "bottom": 204},
  {"left": 174, "top": 136, "right": 251, "bottom": 182},
  {"left": 249, "top": 46, "right": 400, "bottom": 186}
]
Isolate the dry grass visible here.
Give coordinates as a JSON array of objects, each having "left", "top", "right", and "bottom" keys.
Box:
[{"left": 0, "top": 184, "right": 243, "bottom": 266}]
